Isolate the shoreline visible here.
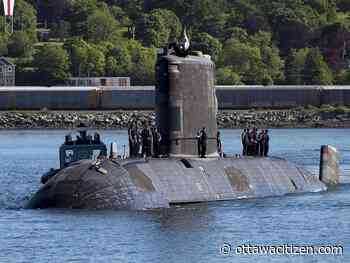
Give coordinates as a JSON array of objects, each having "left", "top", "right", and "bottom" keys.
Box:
[{"left": 0, "top": 109, "right": 349, "bottom": 129}]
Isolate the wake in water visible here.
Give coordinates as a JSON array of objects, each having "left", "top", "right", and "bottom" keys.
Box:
[{"left": 0, "top": 193, "right": 31, "bottom": 210}]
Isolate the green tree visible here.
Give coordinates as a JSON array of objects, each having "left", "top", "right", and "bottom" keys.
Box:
[
  {"left": 51, "top": 20, "right": 71, "bottom": 41},
  {"left": 221, "top": 38, "right": 266, "bottom": 84},
  {"left": 33, "top": 45, "right": 70, "bottom": 85},
  {"left": 192, "top": 33, "right": 222, "bottom": 61},
  {"left": 318, "top": 22, "right": 350, "bottom": 71},
  {"left": 29, "top": 0, "right": 70, "bottom": 25},
  {"left": 108, "top": 44, "right": 132, "bottom": 75},
  {"left": 156, "top": 9, "right": 181, "bottom": 42},
  {"left": 285, "top": 48, "right": 309, "bottom": 84},
  {"left": 302, "top": 48, "right": 333, "bottom": 85},
  {"left": 14, "top": 0, "right": 37, "bottom": 38},
  {"left": 127, "top": 40, "right": 156, "bottom": 84},
  {"left": 135, "top": 9, "right": 170, "bottom": 47},
  {"left": 307, "top": 0, "right": 336, "bottom": 15},
  {"left": 249, "top": 31, "right": 284, "bottom": 82},
  {"left": 225, "top": 27, "right": 249, "bottom": 42},
  {"left": 337, "top": 0, "right": 350, "bottom": 12},
  {"left": 85, "top": 45, "right": 106, "bottom": 76},
  {"left": 159, "top": 0, "right": 228, "bottom": 38},
  {"left": 264, "top": 0, "right": 321, "bottom": 52},
  {"left": 334, "top": 69, "right": 350, "bottom": 84},
  {"left": 69, "top": 0, "right": 98, "bottom": 36},
  {"left": 105, "top": 56, "right": 118, "bottom": 76},
  {"left": 64, "top": 37, "right": 89, "bottom": 77},
  {"left": 0, "top": 34, "right": 8, "bottom": 56},
  {"left": 8, "top": 31, "right": 34, "bottom": 57},
  {"left": 110, "top": 5, "right": 130, "bottom": 25},
  {"left": 220, "top": 29, "right": 284, "bottom": 84},
  {"left": 64, "top": 38, "right": 105, "bottom": 77},
  {"left": 87, "top": 9, "right": 119, "bottom": 43},
  {"left": 216, "top": 67, "right": 242, "bottom": 85},
  {"left": 113, "top": 0, "right": 144, "bottom": 21}
]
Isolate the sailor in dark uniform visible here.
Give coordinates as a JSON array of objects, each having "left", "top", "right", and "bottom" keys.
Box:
[
  {"left": 258, "top": 130, "right": 264, "bottom": 157},
  {"left": 93, "top": 132, "right": 101, "bottom": 144},
  {"left": 141, "top": 122, "right": 153, "bottom": 157},
  {"left": 128, "top": 123, "right": 133, "bottom": 157},
  {"left": 246, "top": 129, "right": 252, "bottom": 156},
  {"left": 135, "top": 124, "right": 142, "bottom": 157},
  {"left": 199, "top": 127, "right": 207, "bottom": 158},
  {"left": 152, "top": 127, "right": 162, "bottom": 158},
  {"left": 76, "top": 130, "right": 88, "bottom": 144},
  {"left": 217, "top": 131, "right": 223, "bottom": 157},
  {"left": 241, "top": 129, "right": 248, "bottom": 156},
  {"left": 196, "top": 131, "right": 202, "bottom": 157},
  {"left": 65, "top": 134, "right": 74, "bottom": 145},
  {"left": 264, "top": 129, "right": 270, "bottom": 157},
  {"left": 244, "top": 131, "right": 251, "bottom": 156},
  {"left": 254, "top": 128, "right": 260, "bottom": 156},
  {"left": 128, "top": 123, "right": 139, "bottom": 158},
  {"left": 249, "top": 128, "right": 258, "bottom": 156}
]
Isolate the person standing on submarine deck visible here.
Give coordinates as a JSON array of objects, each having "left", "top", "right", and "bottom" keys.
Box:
[
  {"left": 141, "top": 122, "right": 153, "bottom": 158},
  {"left": 196, "top": 131, "right": 202, "bottom": 158},
  {"left": 264, "top": 130, "right": 270, "bottom": 157},
  {"left": 152, "top": 127, "right": 162, "bottom": 158},
  {"left": 241, "top": 128, "right": 270, "bottom": 157},
  {"left": 199, "top": 127, "right": 207, "bottom": 158},
  {"left": 217, "top": 131, "right": 223, "bottom": 157},
  {"left": 128, "top": 123, "right": 134, "bottom": 157},
  {"left": 241, "top": 128, "right": 248, "bottom": 156}
]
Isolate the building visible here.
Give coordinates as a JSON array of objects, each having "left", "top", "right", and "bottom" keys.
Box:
[
  {"left": 0, "top": 57, "right": 15, "bottom": 86},
  {"left": 66, "top": 77, "right": 130, "bottom": 88}
]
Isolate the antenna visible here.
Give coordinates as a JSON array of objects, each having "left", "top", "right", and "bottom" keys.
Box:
[{"left": 2, "top": 0, "right": 15, "bottom": 34}]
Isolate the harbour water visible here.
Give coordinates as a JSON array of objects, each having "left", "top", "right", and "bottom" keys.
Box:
[{"left": 0, "top": 129, "right": 349, "bottom": 262}]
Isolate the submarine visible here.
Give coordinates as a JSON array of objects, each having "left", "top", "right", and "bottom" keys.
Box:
[{"left": 27, "top": 35, "right": 341, "bottom": 210}]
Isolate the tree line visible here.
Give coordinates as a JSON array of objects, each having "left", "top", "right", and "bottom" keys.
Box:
[{"left": 1, "top": 0, "right": 350, "bottom": 86}]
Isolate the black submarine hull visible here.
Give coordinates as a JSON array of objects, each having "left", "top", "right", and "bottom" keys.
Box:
[{"left": 27, "top": 156, "right": 329, "bottom": 210}]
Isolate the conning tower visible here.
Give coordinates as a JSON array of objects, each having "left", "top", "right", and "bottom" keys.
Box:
[{"left": 155, "top": 42, "right": 218, "bottom": 157}]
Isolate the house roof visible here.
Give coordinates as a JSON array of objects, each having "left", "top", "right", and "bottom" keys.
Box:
[{"left": 0, "top": 57, "right": 15, "bottom": 67}]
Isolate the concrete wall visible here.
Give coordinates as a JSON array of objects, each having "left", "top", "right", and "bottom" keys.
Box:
[
  {"left": 100, "top": 87, "right": 154, "bottom": 110},
  {"left": 216, "top": 86, "right": 322, "bottom": 109},
  {"left": 0, "top": 86, "right": 350, "bottom": 110}
]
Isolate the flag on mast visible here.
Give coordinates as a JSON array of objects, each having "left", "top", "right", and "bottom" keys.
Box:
[{"left": 2, "top": 0, "right": 15, "bottom": 16}]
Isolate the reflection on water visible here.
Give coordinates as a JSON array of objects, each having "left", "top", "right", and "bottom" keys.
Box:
[{"left": 0, "top": 129, "right": 349, "bottom": 263}]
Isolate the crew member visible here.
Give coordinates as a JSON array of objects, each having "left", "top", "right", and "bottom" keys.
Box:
[
  {"left": 65, "top": 134, "right": 73, "bottom": 145},
  {"left": 152, "top": 127, "right": 162, "bottom": 158},
  {"left": 241, "top": 129, "right": 248, "bottom": 156},
  {"left": 141, "top": 122, "right": 153, "bottom": 157},
  {"left": 128, "top": 123, "right": 134, "bottom": 157},
  {"left": 135, "top": 124, "right": 142, "bottom": 157},
  {"left": 258, "top": 130, "right": 264, "bottom": 157},
  {"left": 199, "top": 127, "right": 207, "bottom": 158},
  {"left": 245, "top": 129, "right": 252, "bottom": 156},
  {"left": 249, "top": 128, "right": 258, "bottom": 156},
  {"left": 264, "top": 129, "right": 270, "bottom": 157},
  {"left": 217, "top": 131, "right": 223, "bottom": 157},
  {"left": 254, "top": 128, "right": 259, "bottom": 156},
  {"left": 93, "top": 132, "right": 101, "bottom": 144},
  {"left": 77, "top": 130, "right": 88, "bottom": 144},
  {"left": 196, "top": 131, "right": 202, "bottom": 158}
]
